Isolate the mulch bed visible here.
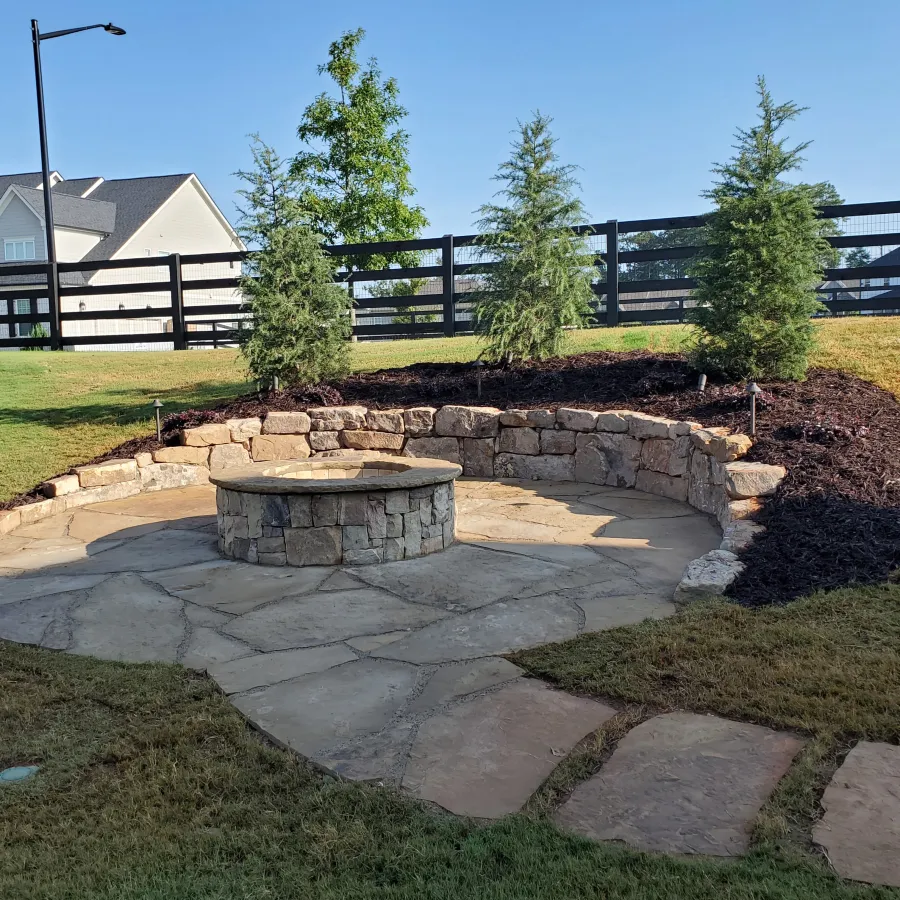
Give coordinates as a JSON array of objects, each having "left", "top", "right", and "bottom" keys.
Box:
[{"left": 8, "top": 350, "right": 899, "bottom": 606}]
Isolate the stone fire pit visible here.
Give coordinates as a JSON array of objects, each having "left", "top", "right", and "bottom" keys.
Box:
[{"left": 210, "top": 455, "right": 460, "bottom": 567}]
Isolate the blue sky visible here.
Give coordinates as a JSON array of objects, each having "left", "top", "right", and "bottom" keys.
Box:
[{"left": 2, "top": 0, "right": 897, "bottom": 234}]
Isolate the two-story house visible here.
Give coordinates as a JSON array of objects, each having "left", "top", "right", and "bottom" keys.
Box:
[{"left": 0, "top": 171, "right": 245, "bottom": 349}]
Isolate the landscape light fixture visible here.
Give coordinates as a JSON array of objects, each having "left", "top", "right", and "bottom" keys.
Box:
[
  {"left": 746, "top": 382, "right": 762, "bottom": 435},
  {"left": 471, "top": 359, "right": 485, "bottom": 400},
  {"left": 152, "top": 398, "right": 163, "bottom": 442},
  {"left": 697, "top": 373, "right": 707, "bottom": 392},
  {"left": 31, "top": 19, "right": 126, "bottom": 349}
]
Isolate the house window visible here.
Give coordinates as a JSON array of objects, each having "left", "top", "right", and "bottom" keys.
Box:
[
  {"left": 4, "top": 239, "right": 36, "bottom": 261},
  {"left": 15, "top": 298, "right": 31, "bottom": 316}
]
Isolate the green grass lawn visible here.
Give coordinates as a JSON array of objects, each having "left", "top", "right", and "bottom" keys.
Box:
[
  {"left": 1, "top": 633, "right": 896, "bottom": 900},
  {"left": 2, "top": 316, "right": 898, "bottom": 503}
]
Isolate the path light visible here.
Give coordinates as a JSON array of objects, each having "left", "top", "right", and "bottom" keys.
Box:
[
  {"left": 152, "top": 398, "right": 163, "bottom": 442},
  {"left": 697, "top": 373, "right": 707, "bottom": 392},
  {"left": 746, "top": 382, "right": 762, "bottom": 435},
  {"left": 471, "top": 359, "right": 485, "bottom": 400}
]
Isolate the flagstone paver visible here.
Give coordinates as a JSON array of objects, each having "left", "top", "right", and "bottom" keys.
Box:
[
  {"left": 554, "top": 712, "right": 805, "bottom": 856},
  {"left": 813, "top": 741, "right": 900, "bottom": 887}
]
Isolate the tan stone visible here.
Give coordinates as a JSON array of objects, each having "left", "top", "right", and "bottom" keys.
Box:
[
  {"left": 0, "top": 509, "right": 22, "bottom": 535},
  {"left": 365, "top": 410, "right": 405, "bottom": 433},
  {"left": 724, "top": 462, "right": 786, "bottom": 499},
  {"left": 403, "top": 437, "right": 461, "bottom": 465},
  {"left": 710, "top": 433, "right": 753, "bottom": 463},
  {"left": 499, "top": 409, "right": 529, "bottom": 426},
  {"left": 635, "top": 470, "right": 688, "bottom": 502},
  {"left": 138, "top": 464, "right": 210, "bottom": 493},
  {"left": 556, "top": 408, "right": 599, "bottom": 432},
  {"left": 540, "top": 429, "right": 576, "bottom": 455},
  {"left": 720, "top": 520, "right": 765, "bottom": 552},
  {"left": 434, "top": 405, "right": 501, "bottom": 438},
  {"left": 209, "top": 443, "right": 251, "bottom": 470},
  {"left": 595, "top": 410, "right": 630, "bottom": 433},
  {"left": 134, "top": 452, "right": 154, "bottom": 468},
  {"left": 65, "top": 479, "right": 144, "bottom": 508},
  {"left": 690, "top": 426, "right": 731, "bottom": 454},
  {"left": 42, "top": 474, "right": 80, "bottom": 498},
  {"left": 262, "top": 411, "right": 311, "bottom": 434},
  {"left": 17, "top": 498, "right": 66, "bottom": 526},
  {"left": 76, "top": 459, "right": 139, "bottom": 487},
  {"left": 494, "top": 453, "right": 575, "bottom": 481},
  {"left": 627, "top": 413, "right": 676, "bottom": 440},
  {"left": 308, "top": 431, "right": 341, "bottom": 451},
  {"left": 498, "top": 428, "right": 539, "bottom": 455},
  {"left": 403, "top": 406, "right": 437, "bottom": 436},
  {"left": 152, "top": 446, "right": 210, "bottom": 466},
  {"left": 223, "top": 417, "right": 261, "bottom": 442},
  {"left": 181, "top": 423, "right": 231, "bottom": 446},
  {"left": 462, "top": 438, "right": 495, "bottom": 477},
  {"left": 340, "top": 430, "right": 404, "bottom": 451},
  {"left": 718, "top": 498, "right": 763, "bottom": 528},
  {"left": 308, "top": 405, "right": 367, "bottom": 431},
  {"left": 250, "top": 434, "right": 311, "bottom": 462}
]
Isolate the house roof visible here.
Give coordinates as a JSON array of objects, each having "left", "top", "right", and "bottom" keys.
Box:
[
  {"left": 12, "top": 186, "right": 117, "bottom": 234},
  {"left": 78, "top": 174, "right": 194, "bottom": 263},
  {"left": 0, "top": 172, "right": 43, "bottom": 194},
  {"left": 868, "top": 246, "right": 900, "bottom": 268},
  {"left": 52, "top": 177, "right": 103, "bottom": 198}
]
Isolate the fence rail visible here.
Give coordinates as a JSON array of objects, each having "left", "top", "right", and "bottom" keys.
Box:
[{"left": 2, "top": 200, "right": 899, "bottom": 350}]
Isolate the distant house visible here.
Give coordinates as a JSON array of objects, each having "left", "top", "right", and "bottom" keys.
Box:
[{"left": 0, "top": 171, "right": 245, "bottom": 349}]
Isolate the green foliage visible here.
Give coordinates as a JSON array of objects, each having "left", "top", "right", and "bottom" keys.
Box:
[
  {"left": 292, "top": 28, "right": 428, "bottom": 271},
  {"left": 472, "top": 113, "right": 596, "bottom": 364},
  {"left": 234, "top": 135, "right": 306, "bottom": 248},
  {"left": 21, "top": 322, "right": 49, "bottom": 351},
  {"left": 844, "top": 247, "right": 872, "bottom": 268},
  {"left": 689, "top": 78, "right": 841, "bottom": 381},
  {"left": 238, "top": 226, "right": 351, "bottom": 387},
  {"left": 621, "top": 227, "right": 705, "bottom": 281},
  {"left": 368, "top": 277, "right": 437, "bottom": 324}
]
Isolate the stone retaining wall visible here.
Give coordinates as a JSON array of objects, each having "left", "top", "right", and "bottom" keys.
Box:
[{"left": 1, "top": 405, "right": 786, "bottom": 573}]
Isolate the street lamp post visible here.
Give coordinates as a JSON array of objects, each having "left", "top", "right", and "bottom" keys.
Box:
[{"left": 31, "top": 20, "right": 125, "bottom": 350}]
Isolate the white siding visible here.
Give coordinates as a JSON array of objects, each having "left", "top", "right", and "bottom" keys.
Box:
[
  {"left": 54, "top": 226, "right": 102, "bottom": 262},
  {"left": 0, "top": 195, "right": 44, "bottom": 259}
]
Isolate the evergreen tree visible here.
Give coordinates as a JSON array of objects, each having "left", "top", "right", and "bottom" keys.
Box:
[
  {"left": 689, "top": 78, "right": 840, "bottom": 381},
  {"left": 472, "top": 113, "right": 595, "bottom": 363},
  {"left": 237, "top": 226, "right": 351, "bottom": 388},
  {"left": 844, "top": 247, "right": 872, "bottom": 268}
]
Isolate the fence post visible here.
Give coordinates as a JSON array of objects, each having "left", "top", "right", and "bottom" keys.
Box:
[
  {"left": 606, "top": 219, "right": 619, "bottom": 327},
  {"left": 169, "top": 253, "right": 186, "bottom": 350},
  {"left": 441, "top": 233, "right": 456, "bottom": 337}
]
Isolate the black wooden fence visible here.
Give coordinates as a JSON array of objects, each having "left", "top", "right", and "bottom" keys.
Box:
[{"left": 2, "top": 200, "right": 899, "bottom": 349}]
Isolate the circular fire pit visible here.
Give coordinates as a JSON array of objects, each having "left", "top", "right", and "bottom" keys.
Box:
[{"left": 210, "top": 455, "right": 460, "bottom": 567}]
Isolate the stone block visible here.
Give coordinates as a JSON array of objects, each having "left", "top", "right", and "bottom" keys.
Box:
[
  {"left": 258, "top": 552, "right": 287, "bottom": 567},
  {"left": 540, "top": 429, "right": 576, "bottom": 454},
  {"left": 494, "top": 453, "right": 575, "bottom": 482},
  {"left": 385, "top": 491, "right": 410, "bottom": 515},
  {"left": 627, "top": 413, "right": 676, "bottom": 440},
  {"left": 594, "top": 410, "right": 631, "bottom": 433},
  {"left": 422, "top": 536, "right": 444, "bottom": 555},
  {"left": 339, "top": 493, "right": 367, "bottom": 526},
  {"left": 226, "top": 417, "right": 262, "bottom": 441},
  {"left": 250, "top": 434, "right": 311, "bottom": 461},
  {"left": 499, "top": 409, "right": 529, "bottom": 426},
  {"left": 384, "top": 537, "right": 405, "bottom": 561},
  {"left": 669, "top": 436, "right": 692, "bottom": 477},
  {"left": 244, "top": 494, "right": 262, "bottom": 538},
  {"left": 710, "top": 433, "right": 753, "bottom": 463},
  {"left": 688, "top": 477, "right": 724, "bottom": 516},
  {"left": 366, "top": 497, "right": 387, "bottom": 539},
  {"left": 404, "top": 406, "right": 437, "bottom": 437},
  {"left": 443, "top": 518, "right": 455, "bottom": 547},
  {"left": 152, "top": 446, "right": 210, "bottom": 466},
  {"left": 409, "top": 485, "right": 434, "bottom": 499},
  {"left": 261, "top": 495, "right": 290, "bottom": 527},
  {"left": 261, "top": 525, "right": 284, "bottom": 538},
  {"left": 284, "top": 526, "right": 343, "bottom": 566},
  {"left": 498, "top": 428, "right": 539, "bottom": 455},
  {"left": 312, "top": 494, "right": 339, "bottom": 527},
  {"left": 718, "top": 498, "right": 763, "bottom": 529},
  {"left": 343, "top": 547, "right": 382, "bottom": 565},
  {"left": 690, "top": 449, "right": 714, "bottom": 484},
  {"left": 419, "top": 495, "right": 433, "bottom": 526},
  {"left": 462, "top": 438, "right": 495, "bottom": 477},
  {"left": 308, "top": 431, "right": 341, "bottom": 451},
  {"left": 76, "top": 458, "right": 139, "bottom": 487},
  {"left": 0, "top": 508, "right": 21, "bottom": 535},
  {"left": 138, "top": 464, "right": 209, "bottom": 493},
  {"left": 640, "top": 438, "right": 675, "bottom": 474},
  {"left": 181, "top": 423, "right": 231, "bottom": 446},
  {"left": 432, "top": 483, "right": 452, "bottom": 522},
  {"left": 209, "top": 443, "right": 251, "bottom": 470},
  {"left": 288, "top": 495, "right": 313, "bottom": 528},
  {"left": 309, "top": 405, "right": 367, "bottom": 431},
  {"left": 66, "top": 478, "right": 144, "bottom": 507},
  {"left": 690, "top": 426, "right": 731, "bottom": 454},
  {"left": 18, "top": 497, "right": 66, "bottom": 526},
  {"left": 635, "top": 470, "right": 688, "bottom": 502},
  {"left": 434, "top": 405, "right": 501, "bottom": 438},
  {"left": 262, "top": 411, "right": 311, "bottom": 434},
  {"left": 341, "top": 430, "right": 404, "bottom": 451},
  {"left": 556, "top": 408, "right": 599, "bottom": 432},
  {"left": 42, "top": 474, "right": 80, "bottom": 498},
  {"left": 366, "top": 410, "right": 405, "bottom": 433},
  {"left": 343, "top": 525, "right": 371, "bottom": 551},
  {"left": 386, "top": 513, "right": 404, "bottom": 538},
  {"left": 720, "top": 521, "right": 765, "bottom": 553},
  {"left": 218, "top": 489, "right": 243, "bottom": 515},
  {"left": 579, "top": 432, "right": 641, "bottom": 488},
  {"left": 724, "top": 462, "right": 786, "bottom": 499},
  {"left": 574, "top": 433, "right": 611, "bottom": 485},
  {"left": 674, "top": 549, "right": 744, "bottom": 604},
  {"left": 403, "top": 512, "right": 422, "bottom": 557},
  {"left": 403, "top": 437, "right": 461, "bottom": 465},
  {"left": 134, "top": 452, "right": 154, "bottom": 468}
]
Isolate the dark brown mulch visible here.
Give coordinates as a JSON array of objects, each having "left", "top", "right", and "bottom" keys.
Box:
[{"left": 6, "top": 350, "right": 899, "bottom": 606}]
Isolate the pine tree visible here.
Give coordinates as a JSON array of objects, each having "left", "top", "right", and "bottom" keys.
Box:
[
  {"left": 689, "top": 78, "right": 840, "bottom": 381},
  {"left": 472, "top": 113, "right": 595, "bottom": 363},
  {"left": 237, "top": 226, "right": 351, "bottom": 388}
]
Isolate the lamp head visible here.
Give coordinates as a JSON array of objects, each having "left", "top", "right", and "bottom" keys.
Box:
[
  {"left": 103, "top": 23, "right": 126, "bottom": 35},
  {"left": 746, "top": 382, "right": 762, "bottom": 395}
]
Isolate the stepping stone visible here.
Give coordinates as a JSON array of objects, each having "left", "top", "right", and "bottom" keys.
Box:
[
  {"left": 403, "top": 680, "right": 616, "bottom": 818},
  {"left": 467, "top": 540, "right": 602, "bottom": 569},
  {"left": 209, "top": 644, "right": 358, "bottom": 694},
  {"left": 352, "top": 544, "right": 569, "bottom": 611},
  {"left": 231, "top": 657, "right": 418, "bottom": 757},
  {"left": 63, "top": 529, "right": 220, "bottom": 574},
  {"left": 181, "top": 627, "right": 255, "bottom": 669},
  {"left": 319, "top": 723, "right": 416, "bottom": 782},
  {"left": 85, "top": 485, "right": 215, "bottom": 521},
  {"left": 0, "top": 573, "right": 109, "bottom": 606},
  {"left": 0, "top": 591, "right": 81, "bottom": 648},
  {"left": 579, "top": 493, "right": 699, "bottom": 519},
  {"left": 555, "top": 712, "right": 804, "bottom": 856},
  {"left": 545, "top": 587, "right": 674, "bottom": 632},
  {"left": 813, "top": 741, "right": 900, "bottom": 887},
  {"left": 67, "top": 510, "right": 165, "bottom": 543},
  {"left": 69, "top": 573, "right": 186, "bottom": 663},
  {"left": 223, "top": 588, "right": 447, "bottom": 652},
  {"left": 345, "top": 631, "right": 410, "bottom": 652},
  {"left": 408, "top": 658, "right": 523, "bottom": 713},
  {"left": 371, "top": 594, "right": 581, "bottom": 664},
  {"left": 0, "top": 537, "right": 124, "bottom": 572}
]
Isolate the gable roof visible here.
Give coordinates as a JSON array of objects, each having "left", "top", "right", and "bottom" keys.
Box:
[
  {"left": 869, "top": 246, "right": 900, "bottom": 268},
  {"left": 78, "top": 174, "right": 193, "bottom": 262},
  {"left": 0, "top": 172, "right": 43, "bottom": 195},
  {"left": 11, "top": 186, "right": 117, "bottom": 234},
  {"left": 53, "top": 177, "right": 103, "bottom": 198}
]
